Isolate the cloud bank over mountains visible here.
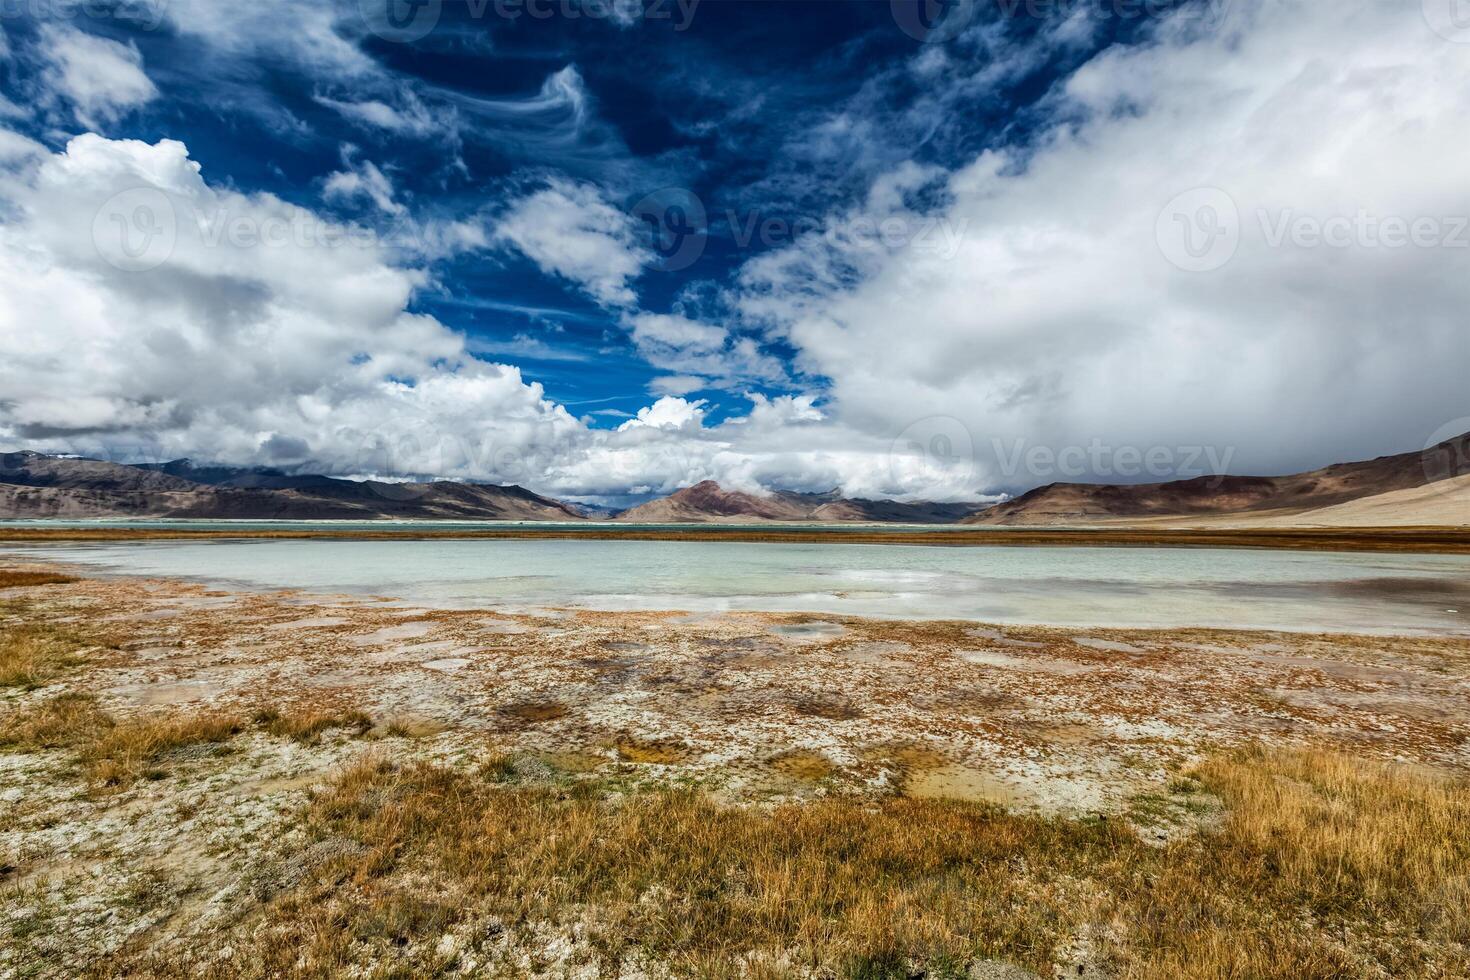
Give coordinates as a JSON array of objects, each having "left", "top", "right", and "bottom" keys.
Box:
[{"left": 0, "top": 1, "right": 1466, "bottom": 502}]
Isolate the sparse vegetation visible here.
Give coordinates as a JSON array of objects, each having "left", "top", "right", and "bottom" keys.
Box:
[
  {"left": 252, "top": 705, "right": 373, "bottom": 743},
  {"left": 83, "top": 713, "right": 246, "bottom": 787},
  {"left": 1119, "top": 746, "right": 1470, "bottom": 978},
  {"left": 0, "top": 691, "right": 112, "bottom": 750},
  {"left": 0, "top": 570, "right": 79, "bottom": 589},
  {"left": 4, "top": 573, "right": 1468, "bottom": 978},
  {"left": 83, "top": 745, "right": 1470, "bottom": 979},
  {"left": 2, "top": 697, "right": 376, "bottom": 787},
  {"left": 0, "top": 626, "right": 85, "bottom": 689}
]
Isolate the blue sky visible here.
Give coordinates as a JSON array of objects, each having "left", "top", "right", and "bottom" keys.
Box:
[
  {"left": 1, "top": 1, "right": 1467, "bottom": 502},
  {"left": 0, "top": 0, "right": 1137, "bottom": 424}
]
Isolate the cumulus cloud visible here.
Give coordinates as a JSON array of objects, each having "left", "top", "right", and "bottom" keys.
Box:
[
  {"left": 0, "top": 134, "right": 580, "bottom": 483},
  {"left": 0, "top": 134, "right": 926, "bottom": 502},
  {"left": 5, "top": 0, "right": 1461, "bottom": 506},
  {"left": 495, "top": 178, "right": 650, "bottom": 307},
  {"left": 736, "top": 0, "right": 1470, "bottom": 487},
  {"left": 616, "top": 396, "right": 707, "bottom": 432},
  {"left": 38, "top": 25, "right": 158, "bottom": 128}
]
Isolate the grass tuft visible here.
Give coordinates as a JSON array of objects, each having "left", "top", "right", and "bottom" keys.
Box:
[
  {"left": 3, "top": 699, "right": 372, "bottom": 787},
  {"left": 0, "top": 623, "right": 100, "bottom": 689},
  {"left": 0, "top": 571, "right": 79, "bottom": 589},
  {"left": 0, "top": 692, "right": 113, "bottom": 750},
  {"left": 253, "top": 705, "right": 373, "bottom": 743},
  {"left": 83, "top": 714, "right": 246, "bottom": 788}
]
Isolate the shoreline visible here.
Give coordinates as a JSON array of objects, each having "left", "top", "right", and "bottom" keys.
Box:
[{"left": 3, "top": 523, "right": 1470, "bottom": 553}]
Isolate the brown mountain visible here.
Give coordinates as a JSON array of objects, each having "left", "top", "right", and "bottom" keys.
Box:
[
  {"left": 0, "top": 453, "right": 585, "bottom": 521},
  {"left": 613, "top": 480, "right": 977, "bottom": 524},
  {"left": 964, "top": 432, "right": 1470, "bottom": 526}
]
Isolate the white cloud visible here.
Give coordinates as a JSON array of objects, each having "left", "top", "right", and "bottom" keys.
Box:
[
  {"left": 315, "top": 92, "right": 448, "bottom": 138},
  {"left": 323, "top": 149, "right": 404, "bottom": 216},
  {"left": 617, "top": 396, "right": 707, "bottom": 432},
  {"left": 162, "top": 0, "right": 372, "bottom": 75},
  {"left": 495, "top": 178, "right": 649, "bottom": 307},
  {"left": 7, "top": 1, "right": 1460, "bottom": 505},
  {"left": 627, "top": 313, "right": 787, "bottom": 391},
  {"left": 38, "top": 25, "right": 157, "bottom": 128},
  {"left": 0, "top": 134, "right": 937, "bottom": 503},
  {"left": 736, "top": 0, "right": 1470, "bottom": 486},
  {"left": 0, "top": 134, "right": 581, "bottom": 484},
  {"left": 0, "top": 128, "right": 45, "bottom": 163}
]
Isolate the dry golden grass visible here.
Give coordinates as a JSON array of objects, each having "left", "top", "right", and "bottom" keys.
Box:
[
  {"left": 89, "top": 745, "right": 1470, "bottom": 979},
  {"left": 1, "top": 698, "right": 376, "bottom": 787},
  {"left": 0, "top": 570, "right": 79, "bottom": 588},
  {"left": 0, "top": 692, "right": 112, "bottom": 750},
  {"left": 0, "top": 627, "right": 84, "bottom": 689},
  {"left": 1114, "top": 746, "right": 1470, "bottom": 978},
  {"left": 82, "top": 713, "right": 246, "bottom": 787},
  {"left": 0, "top": 588, "right": 119, "bottom": 689},
  {"left": 173, "top": 756, "right": 1112, "bottom": 978}
]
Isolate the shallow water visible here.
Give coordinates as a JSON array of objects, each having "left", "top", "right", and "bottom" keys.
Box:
[{"left": 9, "top": 537, "right": 1470, "bottom": 635}]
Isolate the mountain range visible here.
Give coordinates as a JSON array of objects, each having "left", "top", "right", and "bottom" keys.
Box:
[
  {"left": 612, "top": 481, "right": 979, "bottom": 524},
  {"left": 965, "top": 431, "right": 1470, "bottom": 526},
  {"left": 1, "top": 431, "right": 1466, "bottom": 526},
  {"left": 0, "top": 453, "right": 584, "bottom": 522}
]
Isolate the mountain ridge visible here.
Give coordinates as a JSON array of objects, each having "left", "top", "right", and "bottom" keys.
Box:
[
  {"left": 964, "top": 433, "right": 1470, "bottom": 525},
  {"left": 0, "top": 452, "right": 584, "bottom": 521}
]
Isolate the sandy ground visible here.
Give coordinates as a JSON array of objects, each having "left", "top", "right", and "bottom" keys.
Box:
[
  {"left": 3, "top": 563, "right": 1470, "bottom": 974},
  {"left": 1189, "top": 474, "right": 1470, "bottom": 528}
]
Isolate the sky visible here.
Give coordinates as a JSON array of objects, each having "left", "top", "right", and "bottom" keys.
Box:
[{"left": 0, "top": 0, "right": 1467, "bottom": 505}]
